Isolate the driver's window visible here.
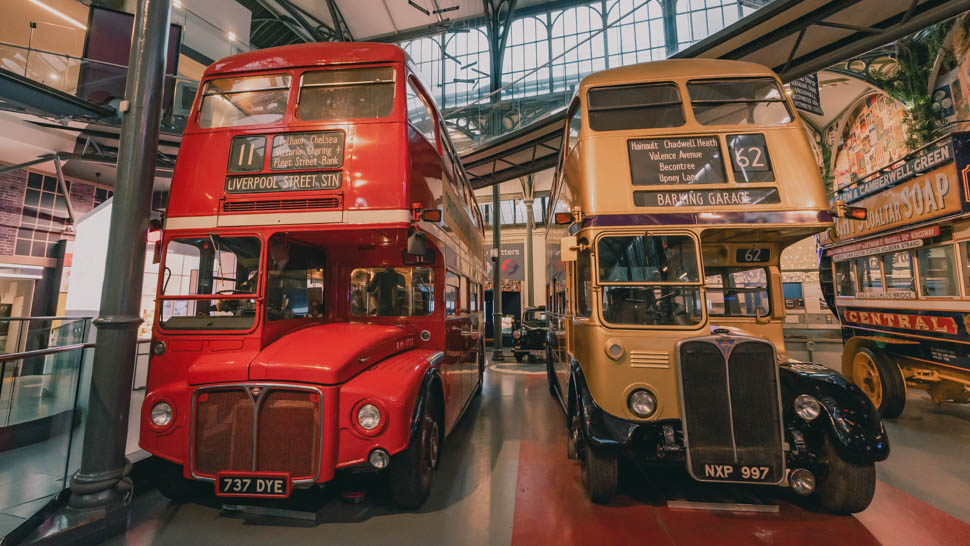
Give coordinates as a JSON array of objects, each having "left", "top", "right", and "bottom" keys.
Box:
[{"left": 265, "top": 235, "right": 325, "bottom": 321}]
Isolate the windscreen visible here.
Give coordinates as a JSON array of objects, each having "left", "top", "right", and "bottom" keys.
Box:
[
  {"left": 350, "top": 267, "right": 434, "bottom": 317},
  {"left": 688, "top": 78, "right": 792, "bottom": 126},
  {"left": 159, "top": 236, "right": 261, "bottom": 330},
  {"left": 298, "top": 67, "right": 396, "bottom": 121},
  {"left": 704, "top": 266, "right": 769, "bottom": 317},
  {"left": 198, "top": 74, "right": 290, "bottom": 128},
  {"left": 597, "top": 235, "right": 702, "bottom": 326}
]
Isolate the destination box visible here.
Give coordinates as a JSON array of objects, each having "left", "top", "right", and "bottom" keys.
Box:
[
  {"left": 634, "top": 187, "right": 780, "bottom": 207},
  {"left": 225, "top": 172, "right": 342, "bottom": 193},
  {"left": 270, "top": 131, "right": 344, "bottom": 171},
  {"left": 628, "top": 136, "right": 726, "bottom": 185}
]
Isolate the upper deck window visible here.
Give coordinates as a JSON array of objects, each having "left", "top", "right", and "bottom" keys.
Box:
[
  {"left": 198, "top": 74, "right": 290, "bottom": 128},
  {"left": 298, "top": 67, "right": 396, "bottom": 121},
  {"left": 586, "top": 82, "right": 685, "bottom": 131},
  {"left": 688, "top": 78, "right": 793, "bottom": 126}
]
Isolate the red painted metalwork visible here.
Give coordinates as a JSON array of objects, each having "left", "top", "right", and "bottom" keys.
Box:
[{"left": 140, "top": 42, "right": 486, "bottom": 499}]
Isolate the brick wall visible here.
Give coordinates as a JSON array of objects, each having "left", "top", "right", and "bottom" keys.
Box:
[
  {"left": 0, "top": 167, "right": 25, "bottom": 256},
  {"left": 0, "top": 164, "right": 107, "bottom": 259}
]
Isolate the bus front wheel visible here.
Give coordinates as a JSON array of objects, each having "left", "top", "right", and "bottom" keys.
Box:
[
  {"left": 850, "top": 346, "right": 905, "bottom": 418},
  {"left": 582, "top": 443, "right": 617, "bottom": 504},
  {"left": 389, "top": 390, "right": 441, "bottom": 509},
  {"left": 813, "top": 434, "right": 876, "bottom": 514}
]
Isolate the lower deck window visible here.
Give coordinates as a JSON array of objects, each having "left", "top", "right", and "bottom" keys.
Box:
[
  {"left": 917, "top": 245, "right": 958, "bottom": 296},
  {"left": 350, "top": 267, "right": 434, "bottom": 317},
  {"left": 835, "top": 260, "right": 856, "bottom": 296},
  {"left": 265, "top": 237, "right": 326, "bottom": 321},
  {"left": 160, "top": 235, "right": 261, "bottom": 330},
  {"left": 601, "top": 286, "right": 703, "bottom": 326},
  {"left": 704, "top": 267, "right": 769, "bottom": 317}
]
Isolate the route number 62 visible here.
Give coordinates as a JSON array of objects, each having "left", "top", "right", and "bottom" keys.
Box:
[{"left": 734, "top": 146, "right": 766, "bottom": 169}]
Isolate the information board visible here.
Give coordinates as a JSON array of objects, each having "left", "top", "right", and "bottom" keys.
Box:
[
  {"left": 628, "top": 137, "right": 726, "bottom": 185},
  {"left": 225, "top": 172, "right": 342, "bottom": 193},
  {"left": 271, "top": 131, "right": 344, "bottom": 170},
  {"left": 634, "top": 187, "right": 780, "bottom": 207},
  {"left": 790, "top": 74, "right": 823, "bottom": 116}
]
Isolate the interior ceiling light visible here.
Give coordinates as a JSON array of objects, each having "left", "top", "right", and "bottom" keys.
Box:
[
  {"left": 227, "top": 31, "right": 237, "bottom": 42},
  {"left": 28, "top": 0, "right": 87, "bottom": 30}
]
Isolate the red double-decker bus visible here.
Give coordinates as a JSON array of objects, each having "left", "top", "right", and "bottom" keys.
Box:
[{"left": 139, "top": 43, "right": 486, "bottom": 508}]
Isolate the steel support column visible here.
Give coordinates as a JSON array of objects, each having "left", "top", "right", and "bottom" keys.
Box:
[
  {"left": 490, "top": 182, "right": 504, "bottom": 361},
  {"left": 520, "top": 174, "right": 535, "bottom": 308},
  {"left": 484, "top": 0, "right": 516, "bottom": 361},
  {"left": 69, "top": 0, "right": 171, "bottom": 509}
]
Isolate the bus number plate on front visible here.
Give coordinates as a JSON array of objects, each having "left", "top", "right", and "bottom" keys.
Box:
[
  {"left": 702, "top": 463, "right": 776, "bottom": 483},
  {"left": 216, "top": 472, "right": 291, "bottom": 498},
  {"left": 736, "top": 248, "right": 770, "bottom": 263}
]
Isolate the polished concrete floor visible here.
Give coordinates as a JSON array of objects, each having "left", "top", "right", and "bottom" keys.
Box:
[{"left": 95, "top": 359, "right": 970, "bottom": 546}]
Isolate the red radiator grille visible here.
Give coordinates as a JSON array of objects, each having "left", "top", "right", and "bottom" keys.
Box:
[
  {"left": 257, "top": 390, "right": 319, "bottom": 479},
  {"left": 193, "top": 387, "right": 321, "bottom": 480},
  {"left": 194, "top": 389, "right": 253, "bottom": 477},
  {"left": 223, "top": 197, "right": 341, "bottom": 212}
]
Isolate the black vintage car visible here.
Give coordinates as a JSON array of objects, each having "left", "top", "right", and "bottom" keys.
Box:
[{"left": 513, "top": 307, "right": 547, "bottom": 363}]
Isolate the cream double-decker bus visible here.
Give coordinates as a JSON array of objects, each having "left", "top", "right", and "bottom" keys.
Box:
[{"left": 544, "top": 59, "right": 889, "bottom": 514}]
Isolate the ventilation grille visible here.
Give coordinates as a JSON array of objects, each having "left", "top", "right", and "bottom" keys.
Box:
[
  {"left": 223, "top": 197, "right": 341, "bottom": 212},
  {"left": 630, "top": 350, "right": 668, "bottom": 368}
]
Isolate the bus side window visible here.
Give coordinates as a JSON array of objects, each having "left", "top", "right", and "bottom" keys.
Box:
[
  {"left": 835, "top": 260, "right": 856, "bottom": 296},
  {"left": 962, "top": 242, "right": 970, "bottom": 295},
  {"left": 445, "top": 271, "right": 459, "bottom": 315},
  {"left": 460, "top": 276, "right": 470, "bottom": 313},
  {"left": 407, "top": 77, "right": 437, "bottom": 148},
  {"left": 575, "top": 239, "right": 592, "bottom": 317},
  {"left": 567, "top": 105, "right": 582, "bottom": 151}
]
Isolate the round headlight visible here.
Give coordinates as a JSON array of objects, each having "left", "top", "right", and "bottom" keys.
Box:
[
  {"left": 794, "top": 394, "right": 822, "bottom": 421},
  {"left": 150, "top": 402, "right": 173, "bottom": 427},
  {"left": 152, "top": 340, "right": 166, "bottom": 356},
  {"left": 513, "top": 330, "right": 521, "bottom": 339},
  {"left": 605, "top": 340, "right": 624, "bottom": 361},
  {"left": 628, "top": 389, "right": 657, "bottom": 418},
  {"left": 357, "top": 403, "right": 381, "bottom": 430}
]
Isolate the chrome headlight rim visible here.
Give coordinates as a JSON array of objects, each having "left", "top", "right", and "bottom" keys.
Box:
[
  {"left": 353, "top": 400, "right": 385, "bottom": 435},
  {"left": 794, "top": 394, "right": 822, "bottom": 422},
  {"left": 627, "top": 388, "right": 658, "bottom": 419},
  {"left": 150, "top": 401, "right": 174, "bottom": 429}
]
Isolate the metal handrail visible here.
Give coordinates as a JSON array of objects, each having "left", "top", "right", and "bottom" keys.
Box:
[{"left": 0, "top": 343, "right": 94, "bottom": 364}]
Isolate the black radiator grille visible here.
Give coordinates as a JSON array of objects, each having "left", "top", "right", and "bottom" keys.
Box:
[{"left": 679, "top": 337, "right": 784, "bottom": 484}]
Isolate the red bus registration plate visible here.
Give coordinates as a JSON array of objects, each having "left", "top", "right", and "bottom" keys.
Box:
[{"left": 215, "top": 472, "right": 291, "bottom": 498}]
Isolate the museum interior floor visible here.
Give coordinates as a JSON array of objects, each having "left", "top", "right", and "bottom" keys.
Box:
[{"left": 95, "top": 359, "right": 969, "bottom": 546}]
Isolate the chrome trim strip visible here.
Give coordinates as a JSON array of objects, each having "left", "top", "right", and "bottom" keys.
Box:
[
  {"left": 189, "top": 382, "right": 326, "bottom": 485},
  {"left": 675, "top": 334, "right": 787, "bottom": 486}
]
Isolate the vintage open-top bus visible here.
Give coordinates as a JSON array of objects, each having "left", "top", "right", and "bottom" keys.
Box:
[
  {"left": 545, "top": 59, "right": 888, "bottom": 513},
  {"left": 139, "top": 43, "right": 486, "bottom": 508},
  {"left": 818, "top": 132, "right": 970, "bottom": 417}
]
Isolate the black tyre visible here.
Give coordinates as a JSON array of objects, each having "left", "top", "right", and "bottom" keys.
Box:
[
  {"left": 566, "top": 412, "right": 581, "bottom": 460},
  {"left": 475, "top": 341, "right": 485, "bottom": 396},
  {"left": 545, "top": 346, "right": 558, "bottom": 397},
  {"left": 389, "top": 390, "right": 442, "bottom": 509},
  {"left": 850, "top": 346, "right": 906, "bottom": 418},
  {"left": 153, "top": 459, "right": 198, "bottom": 502},
  {"left": 582, "top": 443, "right": 617, "bottom": 504},
  {"left": 514, "top": 352, "right": 525, "bottom": 363},
  {"left": 814, "top": 435, "right": 876, "bottom": 514}
]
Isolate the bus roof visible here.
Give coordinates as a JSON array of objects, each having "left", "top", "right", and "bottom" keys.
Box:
[
  {"left": 578, "top": 59, "right": 778, "bottom": 93},
  {"left": 204, "top": 42, "right": 408, "bottom": 77}
]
